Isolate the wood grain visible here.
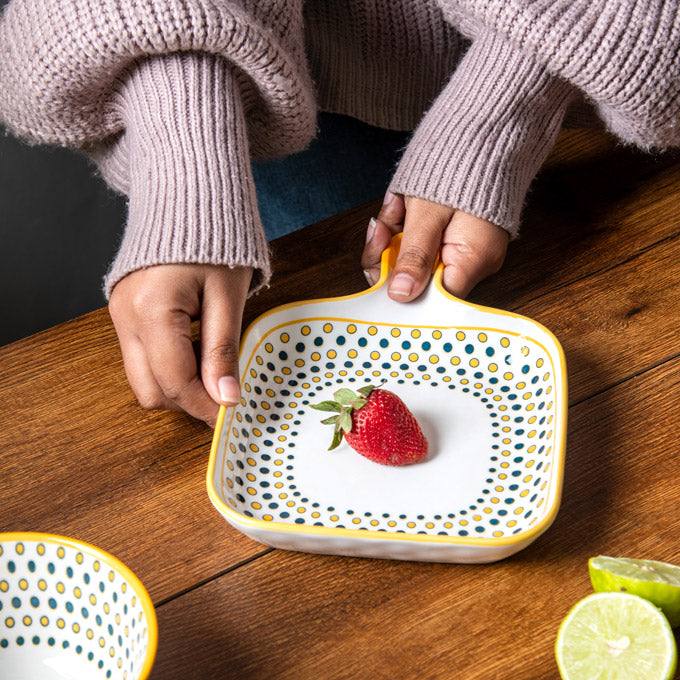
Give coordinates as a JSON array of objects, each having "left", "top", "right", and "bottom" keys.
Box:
[{"left": 151, "top": 359, "right": 680, "bottom": 680}]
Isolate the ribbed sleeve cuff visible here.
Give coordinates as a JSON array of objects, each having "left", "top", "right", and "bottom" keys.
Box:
[
  {"left": 103, "top": 53, "right": 270, "bottom": 298},
  {"left": 390, "top": 31, "right": 575, "bottom": 236}
]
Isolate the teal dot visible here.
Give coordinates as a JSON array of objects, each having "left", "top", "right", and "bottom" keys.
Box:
[
  {"left": 486, "top": 347, "right": 495, "bottom": 356},
  {"left": 11, "top": 597, "right": 21, "bottom": 608},
  {"left": 47, "top": 563, "right": 55, "bottom": 575},
  {"left": 76, "top": 645, "right": 82, "bottom": 654},
  {"left": 295, "top": 342, "right": 305, "bottom": 352},
  {"left": 7, "top": 561, "right": 15, "bottom": 573},
  {"left": 65, "top": 602, "right": 74, "bottom": 613},
  {"left": 443, "top": 342, "right": 452, "bottom": 351},
  {"left": 47, "top": 637, "right": 55, "bottom": 646},
  {"left": 465, "top": 344, "right": 474, "bottom": 354},
  {"left": 66, "top": 566, "right": 73, "bottom": 578},
  {"left": 99, "top": 581, "right": 105, "bottom": 593},
  {"left": 0, "top": 639, "right": 8, "bottom": 649},
  {"left": 29, "top": 596, "right": 39, "bottom": 608},
  {"left": 358, "top": 337, "right": 367, "bottom": 347},
  {"left": 379, "top": 338, "right": 388, "bottom": 348},
  {"left": 62, "top": 641, "right": 69, "bottom": 649},
  {"left": 16, "top": 636, "right": 24, "bottom": 646},
  {"left": 81, "top": 607, "right": 89, "bottom": 618},
  {"left": 48, "top": 598, "right": 57, "bottom": 609},
  {"left": 336, "top": 335, "right": 346, "bottom": 345},
  {"left": 27, "top": 560, "right": 36, "bottom": 573},
  {"left": 88, "top": 652, "right": 94, "bottom": 661},
  {"left": 31, "top": 636, "right": 40, "bottom": 645},
  {"left": 313, "top": 337, "right": 323, "bottom": 346}
]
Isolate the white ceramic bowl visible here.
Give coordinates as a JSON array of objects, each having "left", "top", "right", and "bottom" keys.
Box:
[
  {"left": 207, "top": 235, "right": 568, "bottom": 563},
  {"left": 0, "top": 533, "right": 157, "bottom": 680}
]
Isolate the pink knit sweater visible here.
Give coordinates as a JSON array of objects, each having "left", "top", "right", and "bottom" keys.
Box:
[{"left": 1, "top": 1, "right": 679, "bottom": 295}]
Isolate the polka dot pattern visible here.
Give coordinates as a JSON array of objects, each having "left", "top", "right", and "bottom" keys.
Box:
[
  {"left": 218, "top": 320, "right": 559, "bottom": 539},
  {"left": 0, "top": 537, "right": 154, "bottom": 679}
]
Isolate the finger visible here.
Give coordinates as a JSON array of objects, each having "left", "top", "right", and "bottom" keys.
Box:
[
  {"left": 361, "top": 217, "right": 394, "bottom": 285},
  {"left": 441, "top": 211, "right": 509, "bottom": 298},
  {"left": 143, "top": 308, "right": 219, "bottom": 425},
  {"left": 388, "top": 197, "right": 454, "bottom": 302},
  {"left": 201, "top": 267, "right": 251, "bottom": 406},
  {"left": 377, "top": 191, "right": 406, "bottom": 231},
  {"left": 117, "top": 331, "right": 179, "bottom": 412}
]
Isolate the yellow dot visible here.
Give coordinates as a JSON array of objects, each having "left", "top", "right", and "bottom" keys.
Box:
[
  {"left": 370, "top": 520, "right": 379, "bottom": 527},
  {"left": 460, "top": 378, "right": 469, "bottom": 385},
  {"left": 456, "top": 331, "right": 466, "bottom": 341},
  {"left": 444, "top": 522, "right": 453, "bottom": 529},
  {"left": 247, "top": 487, "right": 257, "bottom": 496},
  {"left": 352, "top": 518, "right": 361, "bottom": 525},
  {"left": 297, "top": 507, "right": 306, "bottom": 514},
  {"left": 514, "top": 507, "right": 524, "bottom": 515},
  {"left": 368, "top": 326, "right": 378, "bottom": 336},
  {"left": 459, "top": 519, "right": 468, "bottom": 527},
  {"left": 312, "top": 512, "right": 321, "bottom": 519},
  {"left": 274, "top": 376, "right": 283, "bottom": 384},
  {"left": 330, "top": 515, "right": 339, "bottom": 522},
  {"left": 264, "top": 342, "right": 273, "bottom": 353},
  {"left": 406, "top": 521, "right": 416, "bottom": 529},
  {"left": 391, "top": 328, "right": 401, "bottom": 337},
  {"left": 348, "top": 349, "right": 358, "bottom": 359},
  {"left": 280, "top": 332, "right": 290, "bottom": 343},
  {"left": 370, "top": 351, "right": 380, "bottom": 360},
  {"left": 507, "top": 520, "right": 517, "bottom": 528},
  {"left": 450, "top": 356, "right": 461, "bottom": 366},
  {"left": 279, "top": 493, "right": 288, "bottom": 499},
  {"left": 469, "top": 358, "right": 479, "bottom": 368},
  {"left": 387, "top": 520, "right": 397, "bottom": 528},
  {"left": 301, "top": 325, "right": 311, "bottom": 336},
  {"left": 74, "top": 587, "right": 82, "bottom": 598},
  {"left": 294, "top": 359, "right": 305, "bottom": 368},
  {"left": 89, "top": 594, "right": 97, "bottom": 605},
  {"left": 19, "top": 579, "right": 28, "bottom": 591},
  {"left": 423, "top": 374, "right": 431, "bottom": 380},
  {"left": 521, "top": 346, "right": 529, "bottom": 356},
  {"left": 347, "top": 324, "right": 357, "bottom": 334},
  {"left": 6, "top": 617, "right": 14, "bottom": 628},
  {"left": 493, "top": 530, "right": 504, "bottom": 538},
  {"left": 93, "top": 561, "right": 100, "bottom": 572},
  {"left": 429, "top": 355, "right": 439, "bottom": 364},
  {"left": 425, "top": 522, "right": 435, "bottom": 529},
  {"left": 121, "top": 583, "right": 127, "bottom": 593},
  {"left": 488, "top": 363, "right": 498, "bottom": 373},
  {"left": 286, "top": 501, "right": 295, "bottom": 508},
  {"left": 472, "top": 514, "right": 481, "bottom": 522},
  {"left": 38, "top": 579, "right": 47, "bottom": 591},
  {"left": 263, "top": 515, "right": 273, "bottom": 521},
  {"left": 483, "top": 507, "right": 492, "bottom": 514},
  {"left": 499, "top": 473, "right": 508, "bottom": 480},
  {"left": 516, "top": 382, "right": 526, "bottom": 389},
  {"left": 23, "top": 615, "right": 32, "bottom": 626},
  {"left": 372, "top": 370, "right": 381, "bottom": 377},
  {"left": 356, "top": 369, "right": 364, "bottom": 376},
  {"left": 0, "top": 580, "right": 9, "bottom": 593},
  {"left": 56, "top": 618, "right": 65, "bottom": 629},
  {"left": 40, "top": 616, "right": 49, "bottom": 626},
  {"left": 36, "top": 544, "right": 45, "bottom": 556},
  {"left": 322, "top": 323, "right": 333, "bottom": 333},
  {"left": 536, "top": 358, "right": 544, "bottom": 368},
  {"left": 255, "top": 356, "right": 264, "bottom": 366},
  {"left": 390, "top": 371, "right": 398, "bottom": 378},
  {"left": 16, "top": 543, "right": 25, "bottom": 555},
  {"left": 72, "top": 622, "right": 80, "bottom": 633},
  {"left": 311, "top": 352, "right": 321, "bottom": 361},
  {"left": 391, "top": 352, "right": 401, "bottom": 361},
  {"left": 282, "top": 367, "right": 292, "bottom": 375},
  {"left": 501, "top": 462, "right": 510, "bottom": 469},
  {"left": 99, "top": 637, "right": 105, "bottom": 648},
  {"left": 500, "top": 337, "right": 510, "bottom": 348},
  {"left": 245, "top": 473, "right": 256, "bottom": 482},
  {"left": 432, "top": 330, "right": 442, "bottom": 339},
  {"left": 503, "top": 372, "right": 513, "bottom": 380},
  {"left": 491, "top": 497, "right": 499, "bottom": 504}
]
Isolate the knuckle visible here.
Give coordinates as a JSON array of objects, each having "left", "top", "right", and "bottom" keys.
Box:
[
  {"left": 162, "top": 375, "right": 199, "bottom": 404},
  {"left": 207, "top": 340, "right": 240, "bottom": 367},
  {"left": 398, "top": 244, "right": 432, "bottom": 273}
]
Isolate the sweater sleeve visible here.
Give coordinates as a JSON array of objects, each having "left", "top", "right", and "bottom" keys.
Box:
[
  {"left": 436, "top": 0, "right": 680, "bottom": 150},
  {"left": 0, "top": 0, "right": 316, "bottom": 295},
  {"left": 390, "top": 31, "right": 575, "bottom": 236}
]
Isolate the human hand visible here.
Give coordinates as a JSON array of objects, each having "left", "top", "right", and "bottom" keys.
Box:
[
  {"left": 109, "top": 264, "right": 251, "bottom": 427},
  {"left": 361, "top": 193, "right": 508, "bottom": 301}
]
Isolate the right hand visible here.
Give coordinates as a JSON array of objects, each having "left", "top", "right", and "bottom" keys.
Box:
[{"left": 108, "top": 263, "right": 252, "bottom": 427}]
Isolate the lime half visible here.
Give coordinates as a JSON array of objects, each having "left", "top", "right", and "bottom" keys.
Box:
[
  {"left": 589, "top": 555, "right": 680, "bottom": 627},
  {"left": 555, "top": 592, "right": 677, "bottom": 680}
]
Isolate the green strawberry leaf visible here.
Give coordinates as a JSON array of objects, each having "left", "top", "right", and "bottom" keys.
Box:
[
  {"left": 321, "top": 415, "right": 339, "bottom": 425},
  {"left": 350, "top": 397, "right": 367, "bottom": 410},
  {"left": 357, "top": 385, "right": 375, "bottom": 398},
  {"left": 338, "top": 410, "right": 352, "bottom": 433},
  {"left": 311, "top": 401, "right": 342, "bottom": 412},
  {"left": 328, "top": 427, "right": 344, "bottom": 450},
  {"left": 334, "top": 388, "right": 357, "bottom": 405}
]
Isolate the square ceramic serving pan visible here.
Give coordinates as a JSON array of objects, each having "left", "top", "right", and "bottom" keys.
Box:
[{"left": 207, "top": 235, "right": 567, "bottom": 563}]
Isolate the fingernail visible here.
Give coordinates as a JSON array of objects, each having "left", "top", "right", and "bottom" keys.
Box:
[
  {"left": 383, "top": 191, "right": 396, "bottom": 207},
  {"left": 366, "top": 217, "right": 377, "bottom": 244},
  {"left": 389, "top": 273, "right": 415, "bottom": 298},
  {"left": 363, "top": 269, "right": 378, "bottom": 285},
  {"left": 218, "top": 375, "right": 241, "bottom": 405}
]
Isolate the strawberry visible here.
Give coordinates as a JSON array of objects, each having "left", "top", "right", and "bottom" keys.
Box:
[{"left": 312, "top": 384, "right": 428, "bottom": 466}]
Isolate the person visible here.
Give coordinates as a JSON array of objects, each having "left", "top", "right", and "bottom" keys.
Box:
[{"left": 1, "top": 1, "right": 678, "bottom": 426}]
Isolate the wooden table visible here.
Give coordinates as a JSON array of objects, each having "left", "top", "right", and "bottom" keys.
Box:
[{"left": 1, "top": 130, "right": 679, "bottom": 679}]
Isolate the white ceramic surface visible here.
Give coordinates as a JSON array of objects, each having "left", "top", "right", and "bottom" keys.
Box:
[
  {"left": 207, "top": 235, "right": 568, "bottom": 563},
  {"left": 0, "top": 533, "right": 157, "bottom": 680}
]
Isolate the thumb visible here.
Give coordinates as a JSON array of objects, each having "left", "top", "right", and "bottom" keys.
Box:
[
  {"left": 441, "top": 211, "right": 509, "bottom": 298},
  {"left": 201, "top": 266, "right": 252, "bottom": 406}
]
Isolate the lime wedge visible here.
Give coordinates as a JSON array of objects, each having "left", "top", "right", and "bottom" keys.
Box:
[
  {"left": 589, "top": 556, "right": 680, "bottom": 627},
  {"left": 555, "top": 592, "right": 677, "bottom": 680}
]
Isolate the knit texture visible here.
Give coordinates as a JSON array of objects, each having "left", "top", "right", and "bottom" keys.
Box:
[
  {"left": 390, "top": 31, "right": 575, "bottom": 235},
  {"left": 100, "top": 53, "right": 269, "bottom": 297},
  {"left": 2, "top": 0, "right": 680, "bottom": 295}
]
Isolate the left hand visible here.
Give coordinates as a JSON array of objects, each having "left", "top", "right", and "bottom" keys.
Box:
[{"left": 361, "top": 192, "right": 509, "bottom": 301}]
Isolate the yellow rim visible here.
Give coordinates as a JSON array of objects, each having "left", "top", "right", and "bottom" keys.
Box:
[
  {"left": 206, "top": 234, "right": 568, "bottom": 550},
  {"left": 0, "top": 531, "right": 158, "bottom": 679}
]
